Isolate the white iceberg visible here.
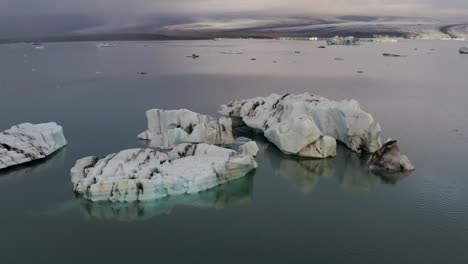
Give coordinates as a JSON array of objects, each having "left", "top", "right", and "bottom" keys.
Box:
[
  {"left": 368, "top": 139, "right": 415, "bottom": 172},
  {"left": 239, "top": 141, "right": 259, "bottom": 157},
  {"left": 96, "top": 42, "right": 118, "bottom": 48},
  {"left": 71, "top": 143, "right": 258, "bottom": 202},
  {"left": 219, "top": 93, "right": 382, "bottom": 157},
  {"left": 327, "top": 36, "right": 360, "bottom": 45},
  {"left": 0, "top": 123, "right": 67, "bottom": 170},
  {"left": 138, "top": 109, "right": 234, "bottom": 149}
]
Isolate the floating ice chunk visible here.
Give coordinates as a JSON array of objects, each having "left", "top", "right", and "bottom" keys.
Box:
[
  {"left": 327, "top": 36, "right": 360, "bottom": 45},
  {"left": 138, "top": 109, "right": 234, "bottom": 149},
  {"left": 459, "top": 47, "right": 468, "bottom": 54},
  {"left": 96, "top": 43, "right": 118, "bottom": 48},
  {"left": 219, "top": 93, "right": 382, "bottom": 157},
  {"left": 71, "top": 143, "right": 257, "bottom": 202},
  {"left": 383, "top": 53, "right": 405, "bottom": 57},
  {"left": 368, "top": 140, "right": 415, "bottom": 171},
  {"left": 0, "top": 123, "right": 68, "bottom": 170}
]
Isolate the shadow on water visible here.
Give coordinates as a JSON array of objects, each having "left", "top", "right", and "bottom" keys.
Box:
[{"left": 0, "top": 148, "right": 67, "bottom": 184}]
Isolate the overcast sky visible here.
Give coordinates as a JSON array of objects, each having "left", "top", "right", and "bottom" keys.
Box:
[
  {"left": 2, "top": 0, "right": 468, "bottom": 17},
  {"left": 1, "top": 0, "right": 468, "bottom": 37}
]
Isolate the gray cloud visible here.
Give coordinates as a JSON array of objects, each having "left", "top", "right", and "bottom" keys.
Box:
[
  {"left": 2, "top": 0, "right": 468, "bottom": 16},
  {"left": 1, "top": 0, "right": 468, "bottom": 38}
]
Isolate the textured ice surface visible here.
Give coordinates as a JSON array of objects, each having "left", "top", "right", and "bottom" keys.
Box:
[
  {"left": 0, "top": 122, "right": 67, "bottom": 170},
  {"left": 220, "top": 93, "right": 382, "bottom": 157},
  {"left": 369, "top": 140, "right": 415, "bottom": 171},
  {"left": 138, "top": 109, "right": 234, "bottom": 149},
  {"left": 239, "top": 141, "right": 259, "bottom": 157},
  {"left": 71, "top": 143, "right": 257, "bottom": 202}
]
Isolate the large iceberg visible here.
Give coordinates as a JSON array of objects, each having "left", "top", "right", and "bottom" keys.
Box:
[
  {"left": 71, "top": 143, "right": 257, "bottom": 202},
  {"left": 138, "top": 109, "right": 234, "bottom": 149},
  {"left": 219, "top": 93, "right": 382, "bottom": 158},
  {"left": 0, "top": 122, "right": 68, "bottom": 170}
]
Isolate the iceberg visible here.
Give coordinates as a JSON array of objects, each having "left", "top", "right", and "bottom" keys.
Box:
[
  {"left": 0, "top": 123, "right": 67, "bottom": 170},
  {"left": 219, "top": 93, "right": 382, "bottom": 157},
  {"left": 71, "top": 143, "right": 258, "bottom": 202},
  {"left": 96, "top": 43, "right": 118, "bottom": 48},
  {"left": 327, "top": 36, "right": 360, "bottom": 45},
  {"left": 383, "top": 53, "right": 405, "bottom": 57},
  {"left": 460, "top": 47, "right": 468, "bottom": 54},
  {"left": 368, "top": 140, "right": 415, "bottom": 171},
  {"left": 138, "top": 109, "right": 234, "bottom": 149}
]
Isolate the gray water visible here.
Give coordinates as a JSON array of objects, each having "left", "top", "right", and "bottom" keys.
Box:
[{"left": 0, "top": 39, "right": 467, "bottom": 263}]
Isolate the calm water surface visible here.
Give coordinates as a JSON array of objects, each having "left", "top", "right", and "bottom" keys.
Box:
[{"left": 0, "top": 39, "right": 467, "bottom": 263}]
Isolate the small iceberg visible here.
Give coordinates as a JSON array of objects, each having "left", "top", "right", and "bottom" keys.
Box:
[
  {"left": 96, "top": 42, "right": 118, "bottom": 48},
  {"left": 0, "top": 123, "right": 67, "bottom": 170},
  {"left": 221, "top": 51, "right": 243, "bottom": 55},
  {"left": 32, "top": 42, "right": 45, "bottom": 50},
  {"left": 327, "top": 36, "right": 360, "bottom": 46},
  {"left": 460, "top": 47, "right": 468, "bottom": 54},
  {"left": 383, "top": 53, "right": 405, "bottom": 57},
  {"left": 368, "top": 139, "right": 415, "bottom": 172},
  {"left": 71, "top": 143, "right": 258, "bottom": 202},
  {"left": 138, "top": 109, "right": 234, "bottom": 149}
]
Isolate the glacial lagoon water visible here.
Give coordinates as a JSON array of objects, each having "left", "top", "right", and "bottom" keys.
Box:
[{"left": 0, "top": 39, "right": 467, "bottom": 263}]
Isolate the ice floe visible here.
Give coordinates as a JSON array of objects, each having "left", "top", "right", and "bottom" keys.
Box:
[
  {"left": 219, "top": 93, "right": 382, "bottom": 157},
  {"left": 0, "top": 123, "right": 67, "bottom": 170},
  {"left": 71, "top": 143, "right": 257, "bottom": 202},
  {"left": 368, "top": 139, "right": 415, "bottom": 172}
]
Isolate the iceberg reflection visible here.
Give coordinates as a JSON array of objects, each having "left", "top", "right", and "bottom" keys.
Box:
[
  {"left": 0, "top": 148, "right": 67, "bottom": 184},
  {"left": 78, "top": 174, "right": 254, "bottom": 221},
  {"left": 263, "top": 141, "right": 412, "bottom": 193}
]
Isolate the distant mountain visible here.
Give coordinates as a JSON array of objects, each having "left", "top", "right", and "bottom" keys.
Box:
[{"left": 2, "top": 15, "right": 467, "bottom": 43}]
